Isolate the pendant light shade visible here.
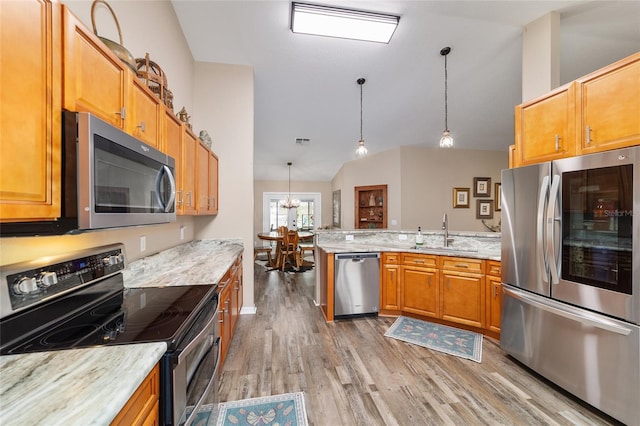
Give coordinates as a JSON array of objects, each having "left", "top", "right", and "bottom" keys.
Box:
[
  {"left": 356, "top": 77, "right": 368, "bottom": 157},
  {"left": 279, "top": 162, "right": 300, "bottom": 209},
  {"left": 439, "top": 46, "right": 454, "bottom": 148}
]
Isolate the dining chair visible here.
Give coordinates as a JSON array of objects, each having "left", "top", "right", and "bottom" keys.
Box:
[
  {"left": 280, "top": 230, "right": 300, "bottom": 271},
  {"left": 277, "top": 225, "right": 288, "bottom": 235}
]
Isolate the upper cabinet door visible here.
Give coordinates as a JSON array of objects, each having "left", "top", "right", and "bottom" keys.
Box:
[
  {"left": 576, "top": 52, "right": 640, "bottom": 155},
  {"left": 62, "top": 5, "right": 127, "bottom": 129},
  {"left": 0, "top": 0, "right": 62, "bottom": 221},
  {"left": 515, "top": 82, "right": 576, "bottom": 166},
  {"left": 128, "top": 78, "right": 162, "bottom": 149}
]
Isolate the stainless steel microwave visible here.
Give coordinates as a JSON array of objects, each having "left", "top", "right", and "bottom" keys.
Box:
[{"left": 1, "top": 111, "right": 176, "bottom": 236}]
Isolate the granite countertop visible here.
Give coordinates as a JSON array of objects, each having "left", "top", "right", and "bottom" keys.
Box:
[
  {"left": 124, "top": 239, "right": 244, "bottom": 288},
  {"left": 0, "top": 343, "right": 166, "bottom": 425},
  {"left": 0, "top": 238, "right": 244, "bottom": 425},
  {"left": 315, "top": 230, "right": 501, "bottom": 261}
]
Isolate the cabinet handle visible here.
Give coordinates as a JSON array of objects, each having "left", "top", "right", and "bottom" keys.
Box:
[
  {"left": 115, "top": 107, "right": 126, "bottom": 119},
  {"left": 137, "top": 121, "right": 146, "bottom": 132},
  {"left": 187, "top": 191, "right": 192, "bottom": 207},
  {"left": 494, "top": 284, "right": 498, "bottom": 298},
  {"left": 554, "top": 134, "right": 560, "bottom": 151},
  {"left": 219, "top": 309, "right": 225, "bottom": 323},
  {"left": 586, "top": 125, "right": 592, "bottom": 144},
  {"left": 176, "top": 190, "right": 183, "bottom": 206},
  {"left": 446, "top": 277, "right": 450, "bottom": 289},
  {"left": 454, "top": 263, "right": 468, "bottom": 268},
  {"left": 414, "top": 259, "right": 425, "bottom": 264}
]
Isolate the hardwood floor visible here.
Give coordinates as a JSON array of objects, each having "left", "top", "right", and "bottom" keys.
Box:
[{"left": 218, "top": 262, "right": 622, "bottom": 425}]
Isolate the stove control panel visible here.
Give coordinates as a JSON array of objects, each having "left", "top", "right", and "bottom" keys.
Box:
[{"left": 0, "top": 244, "right": 126, "bottom": 318}]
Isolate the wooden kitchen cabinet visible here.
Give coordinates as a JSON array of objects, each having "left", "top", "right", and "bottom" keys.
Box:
[
  {"left": 380, "top": 253, "right": 400, "bottom": 313},
  {"left": 1, "top": 0, "right": 62, "bottom": 222},
  {"left": 181, "top": 128, "right": 198, "bottom": 215},
  {"left": 515, "top": 82, "right": 576, "bottom": 166},
  {"left": 439, "top": 256, "right": 485, "bottom": 329},
  {"left": 110, "top": 363, "right": 159, "bottom": 426},
  {"left": 128, "top": 77, "right": 163, "bottom": 149},
  {"left": 485, "top": 260, "right": 502, "bottom": 335},
  {"left": 196, "top": 141, "right": 219, "bottom": 215},
  {"left": 219, "top": 273, "right": 232, "bottom": 367},
  {"left": 576, "top": 52, "right": 640, "bottom": 155},
  {"left": 62, "top": 5, "right": 128, "bottom": 129},
  {"left": 354, "top": 185, "right": 387, "bottom": 229},
  {"left": 401, "top": 253, "right": 439, "bottom": 318},
  {"left": 230, "top": 255, "right": 243, "bottom": 333}
]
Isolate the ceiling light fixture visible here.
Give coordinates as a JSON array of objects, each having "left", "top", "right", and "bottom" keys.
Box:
[
  {"left": 355, "top": 78, "right": 368, "bottom": 157},
  {"left": 279, "top": 162, "right": 300, "bottom": 209},
  {"left": 439, "top": 46, "right": 454, "bottom": 148},
  {"left": 290, "top": 2, "right": 399, "bottom": 44}
]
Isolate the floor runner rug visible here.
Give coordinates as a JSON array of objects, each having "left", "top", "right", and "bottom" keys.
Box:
[
  {"left": 187, "top": 391, "right": 308, "bottom": 426},
  {"left": 384, "top": 316, "right": 483, "bottom": 363}
]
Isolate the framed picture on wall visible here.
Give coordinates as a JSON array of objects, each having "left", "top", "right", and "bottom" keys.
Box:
[
  {"left": 332, "top": 190, "right": 341, "bottom": 228},
  {"left": 453, "top": 187, "right": 470, "bottom": 208},
  {"left": 473, "top": 177, "right": 491, "bottom": 197},
  {"left": 476, "top": 199, "right": 494, "bottom": 219},
  {"left": 495, "top": 182, "right": 502, "bottom": 211}
]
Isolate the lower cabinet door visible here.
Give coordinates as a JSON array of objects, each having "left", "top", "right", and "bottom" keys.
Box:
[
  {"left": 401, "top": 266, "right": 439, "bottom": 318},
  {"left": 441, "top": 273, "right": 485, "bottom": 328}
]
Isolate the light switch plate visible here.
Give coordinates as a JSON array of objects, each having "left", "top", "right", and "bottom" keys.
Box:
[{"left": 140, "top": 236, "right": 146, "bottom": 252}]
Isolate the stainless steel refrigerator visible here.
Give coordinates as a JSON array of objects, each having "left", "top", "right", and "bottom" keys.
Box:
[{"left": 500, "top": 145, "right": 639, "bottom": 425}]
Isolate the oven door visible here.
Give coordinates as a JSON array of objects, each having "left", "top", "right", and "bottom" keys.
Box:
[
  {"left": 162, "top": 294, "right": 221, "bottom": 426},
  {"left": 551, "top": 145, "right": 638, "bottom": 324}
]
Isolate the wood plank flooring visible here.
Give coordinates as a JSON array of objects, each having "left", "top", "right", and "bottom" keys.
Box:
[{"left": 218, "top": 262, "right": 622, "bottom": 425}]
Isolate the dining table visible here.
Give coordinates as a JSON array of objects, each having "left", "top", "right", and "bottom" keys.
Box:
[{"left": 257, "top": 231, "right": 314, "bottom": 270}]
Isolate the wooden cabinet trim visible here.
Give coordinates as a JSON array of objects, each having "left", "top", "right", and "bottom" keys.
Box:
[{"left": 110, "top": 363, "right": 159, "bottom": 426}]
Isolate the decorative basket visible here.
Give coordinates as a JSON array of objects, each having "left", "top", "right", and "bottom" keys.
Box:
[
  {"left": 91, "top": 0, "right": 137, "bottom": 73},
  {"left": 135, "top": 53, "right": 175, "bottom": 111}
]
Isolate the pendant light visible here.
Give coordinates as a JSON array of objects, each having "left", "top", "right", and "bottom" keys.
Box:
[
  {"left": 355, "top": 77, "right": 368, "bottom": 157},
  {"left": 279, "top": 162, "right": 300, "bottom": 209},
  {"left": 439, "top": 46, "right": 454, "bottom": 148}
]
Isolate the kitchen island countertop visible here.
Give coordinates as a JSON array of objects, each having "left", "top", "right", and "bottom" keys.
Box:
[{"left": 0, "top": 342, "right": 166, "bottom": 425}]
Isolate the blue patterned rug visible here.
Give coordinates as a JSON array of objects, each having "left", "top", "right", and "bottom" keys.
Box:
[
  {"left": 384, "top": 316, "right": 483, "bottom": 363},
  {"left": 186, "top": 392, "right": 308, "bottom": 426}
]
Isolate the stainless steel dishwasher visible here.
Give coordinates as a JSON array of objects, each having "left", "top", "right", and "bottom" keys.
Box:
[{"left": 334, "top": 252, "right": 380, "bottom": 318}]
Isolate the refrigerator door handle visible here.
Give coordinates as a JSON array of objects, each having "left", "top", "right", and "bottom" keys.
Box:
[
  {"left": 547, "top": 174, "right": 561, "bottom": 285},
  {"left": 503, "top": 286, "right": 632, "bottom": 336},
  {"left": 537, "top": 175, "right": 550, "bottom": 283}
]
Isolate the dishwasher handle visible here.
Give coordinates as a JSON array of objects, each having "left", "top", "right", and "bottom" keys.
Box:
[{"left": 335, "top": 252, "right": 380, "bottom": 261}]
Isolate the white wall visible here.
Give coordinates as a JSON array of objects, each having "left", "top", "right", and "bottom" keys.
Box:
[{"left": 191, "top": 62, "right": 256, "bottom": 310}]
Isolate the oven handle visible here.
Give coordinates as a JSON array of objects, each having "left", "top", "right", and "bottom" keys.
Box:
[
  {"left": 183, "top": 336, "right": 221, "bottom": 426},
  {"left": 177, "top": 307, "right": 218, "bottom": 364}
]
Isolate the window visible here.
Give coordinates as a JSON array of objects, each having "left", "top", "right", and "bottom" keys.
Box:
[{"left": 263, "top": 192, "right": 322, "bottom": 232}]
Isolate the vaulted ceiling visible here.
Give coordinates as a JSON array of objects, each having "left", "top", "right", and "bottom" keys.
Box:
[{"left": 171, "top": 1, "right": 640, "bottom": 181}]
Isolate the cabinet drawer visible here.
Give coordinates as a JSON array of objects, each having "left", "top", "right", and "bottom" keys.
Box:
[
  {"left": 382, "top": 253, "right": 399, "bottom": 264},
  {"left": 439, "top": 256, "right": 484, "bottom": 274},
  {"left": 401, "top": 253, "right": 437, "bottom": 267},
  {"left": 487, "top": 260, "right": 501, "bottom": 277}
]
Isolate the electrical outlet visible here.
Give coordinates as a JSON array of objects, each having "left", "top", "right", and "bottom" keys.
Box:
[
  {"left": 391, "top": 219, "right": 397, "bottom": 226},
  {"left": 180, "top": 226, "right": 185, "bottom": 240},
  {"left": 345, "top": 235, "right": 354, "bottom": 241},
  {"left": 140, "top": 236, "right": 146, "bottom": 252},
  {"left": 399, "top": 234, "right": 407, "bottom": 240}
]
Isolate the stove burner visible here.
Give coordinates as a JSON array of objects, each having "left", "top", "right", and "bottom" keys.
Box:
[{"left": 41, "top": 324, "right": 100, "bottom": 347}]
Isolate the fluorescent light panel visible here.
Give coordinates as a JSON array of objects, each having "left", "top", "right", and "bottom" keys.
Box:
[{"left": 291, "top": 2, "right": 399, "bottom": 44}]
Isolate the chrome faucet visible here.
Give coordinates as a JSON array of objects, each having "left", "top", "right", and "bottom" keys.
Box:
[{"left": 442, "top": 213, "right": 454, "bottom": 247}]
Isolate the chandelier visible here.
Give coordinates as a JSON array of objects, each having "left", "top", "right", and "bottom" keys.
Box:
[
  {"left": 279, "top": 162, "right": 300, "bottom": 209},
  {"left": 439, "top": 46, "right": 454, "bottom": 148}
]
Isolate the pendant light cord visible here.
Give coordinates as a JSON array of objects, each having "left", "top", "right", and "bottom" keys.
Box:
[
  {"left": 444, "top": 51, "right": 448, "bottom": 131},
  {"left": 360, "top": 81, "right": 364, "bottom": 141}
]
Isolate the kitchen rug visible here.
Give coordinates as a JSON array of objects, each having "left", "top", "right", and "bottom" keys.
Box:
[
  {"left": 214, "top": 391, "right": 308, "bottom": 426},
  {"left": 384, "top": 316, "right": 483, "bottom": 363}
]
